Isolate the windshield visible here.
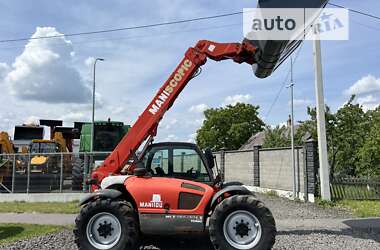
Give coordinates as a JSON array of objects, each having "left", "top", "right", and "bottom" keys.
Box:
[
  {"left": 94, "top": 125, "right": 124, "bottom": 152},
  {"left": 30, "top": 142, "right": 57, "bottom": 154}
]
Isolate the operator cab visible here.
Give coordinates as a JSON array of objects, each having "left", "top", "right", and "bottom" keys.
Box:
[{"left": 142, "top": 142, "right": 218, "bottom": 185}]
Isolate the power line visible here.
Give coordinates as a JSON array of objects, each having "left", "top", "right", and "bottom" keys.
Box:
[
  {"left": 0, "top": 11, "right": 243, "bottom": 44},
  {"left": 328, "top": 2, "right": 380, "bottom": 21},
  {"left": 0, "top": 3, "right": 378, "bottom": 44},
  {"left": 0, "top": 23, "right": 242, "bottom": 51},
  {"left": 264, "top": 42, "right": 304, "bottom": 121},
  {"left": 351, "top": 19, "right": 380, "bottom": 32}
]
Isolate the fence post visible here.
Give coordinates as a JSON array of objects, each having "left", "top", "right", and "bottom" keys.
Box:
[
  {"left": 253, "top": 145, "right": 261, "bottom": 187},
  {"left": 59, "top": 153, "right": 63, "bottom": 193},
  {"left": 302, "top": 146, "right": 308, "bottom": 201},
  {"left": 11, "top": 154, "right": 16, "bottom": 193},
  {"left": 220, "top": 149, "right": 225, "bottom": 182},
  {"left": 26, "top": 153, "right": 31, "bottom": 194},
  {"left": 296, "top": 148, "right": 300, "bottom": 196},
  {"left": 304, "top": 139, "right": 318, "bottom": 201}
]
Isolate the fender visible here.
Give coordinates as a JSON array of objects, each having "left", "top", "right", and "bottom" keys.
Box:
[
  {"left": 79, "top": 189, "right": 123, "bottom": 206},
  {"left": 210, "top": 185, "right": 254, "bottom": 210},
  {"left": 222, "top": 181, "right": 244, "bottom": 187}
]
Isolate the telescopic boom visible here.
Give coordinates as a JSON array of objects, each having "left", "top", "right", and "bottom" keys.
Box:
[{"left": 91, "top": 40, "right": 258, "bottom": 184}]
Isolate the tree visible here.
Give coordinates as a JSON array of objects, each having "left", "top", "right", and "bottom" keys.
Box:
[
  {"left": 196, "top": 103, "right": 265, "bottom": 150},
  {"left": 333, "top": 96, "right": 369, "bottom": 176},
  {"left": 357, "top": 107, "right": 380, "bottom": 177},
  {"left": 297, "top": 96, "right": 377, "bottom": 177},
  {"left": 262, "top": 125, "right": 289, "bottom": 148},
  {"left": 262, "top": 125, "right": 304, "bottom": 148}
]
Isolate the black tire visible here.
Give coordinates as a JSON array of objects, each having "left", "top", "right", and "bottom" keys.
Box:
[
  {"left": 209, "top": 195, "right": 276, "bottom": 250},
  {"left": 74, "top": 199, "right": 139, "bottom": 250},
  {"left": 72, "top": 158, "right": 84, "bottom": 191}
]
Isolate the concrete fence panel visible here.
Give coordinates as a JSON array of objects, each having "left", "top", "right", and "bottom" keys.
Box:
[
  {"left": 260, "top": 148, "right": 304, "bottom": 192},
  {"left": 224, "top": 150, "right": 254, "bottom": 185}
]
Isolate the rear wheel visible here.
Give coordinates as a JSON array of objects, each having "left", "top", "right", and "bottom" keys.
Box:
[
  {"left": 74, "top": 199, "right": 139, "bottom": 250},
  {"left": 72, "top": 158, "right": 84, "bottom": 191},
  {"left": 209, "top": 195, "right": 276, "bottom": 250}
]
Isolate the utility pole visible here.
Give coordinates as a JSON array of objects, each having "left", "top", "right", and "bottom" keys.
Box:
[
  {"left": 313, "top": 39, "right": 331, "bottom": 201},
  {"left": 288, "top": 57, "right": 297, "bottom": 199},
  {"left": 91, "top": 58, "right": 105, "bottom": 153}
]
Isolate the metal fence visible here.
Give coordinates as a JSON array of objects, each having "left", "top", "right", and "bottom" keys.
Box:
[
  {"left": 331, "top": 177, "right": 380, "bottom": 200},
  {"left": 0, "top": 152, "right": 111, "bottom": 193}
]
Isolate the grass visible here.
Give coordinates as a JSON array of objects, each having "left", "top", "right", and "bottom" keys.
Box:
[
  {"left": 315, "top": 198, "right": 336, "bottom": 208},
  {"left": 336, "top": 200, "right": 380, "bottom": 218},
  {"left": 316, "top": 198, "right": 380, "bottom": 218},
  {"left": 0, "top": 223, "right": 64, "bottom": 245},
  {"left": 0, "top": 201, "right": 79, "bottom": 214},
  {"left": 265, "top": 190, "right": 278, "bottom": 197}
]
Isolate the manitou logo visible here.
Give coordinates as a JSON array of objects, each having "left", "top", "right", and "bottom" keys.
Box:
[
  {"left": 139, "top": 194, "right": 163, "bottom": 208},
  {"left": 148, "top": 59, "right": 193, "bottom": 115}
]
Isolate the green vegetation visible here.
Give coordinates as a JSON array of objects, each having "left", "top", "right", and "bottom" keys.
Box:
[
  {"left": 337, "top": 200, "right": 380, "bottom": 218},
  {"left": 315, "top": 198, "right": 336, "bottom": 208},
  {"left": 196, "top": 103, "right": 265, "bottom": 150},
  {"left": 316, "top": 198, "right": 380, "bottom": 218},
  {"left": 262, "top": 125, "right": 304, "bottom": 148},
  {"left": 298, "top": 96, "right": 380, "bottom": 178},
  {"left": 0, "top": 223, "right": 64, "bottom": 245},
  {"left": 0, "top": 201, "right": 79, "bottom": 214},
  {"left": 265, "top": 190, "right": 278, "bottom": 197},
  {"left": 264, "top": 95, "right": 380, "bottom": 178}
]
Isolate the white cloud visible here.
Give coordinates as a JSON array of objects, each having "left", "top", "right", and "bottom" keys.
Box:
[
  {"left": 344, "top": 75, "right": 380, "bottom": 96},
  {"left": 189, "top": 103, "right": 208, "bottom": 113},
  {"left": 166, "top": 119, "right": 178, "bottom": 130},
  {"left": 111, "top": 106, "right": 126, "bottom": 115},
  {"left": 223, "top": 94, "right": 252, "bottom": 106},
  {"left": 357, "top": 95, "right": 379, "bottom": 111},
  {"left": 187, "top": 133, "right": 197, "bottom": 143},
  {"left": 4, "top": 27, "right": 91, "bottom": 103},
  {"left": 0, "top": 63, "right": 10, "bottom": 80},
  {"left": 164, "top": 134, "right": 178, "bottom": 141},
  {"left": 357, "top": 95, "right": 377, "bottom": 104},
  {"left": 59, "top": 111, "right": 88, "bottom": 123},
  {"left": 343, "top": 75, "right": 380, "bottom": 111},
  {"left": 24, "top": 116, "right": 39, "bottom": 126},
  {"left": 85, "top": 57, "right": 95, "bottom": 67}
]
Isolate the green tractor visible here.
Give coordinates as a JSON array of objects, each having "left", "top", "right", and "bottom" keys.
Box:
[{"left": 72, "top": 120, "right": 130, "bottom": 191}]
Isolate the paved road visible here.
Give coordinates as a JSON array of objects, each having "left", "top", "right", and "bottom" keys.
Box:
[{"left": 1, "top": 194, "right": 379, "bottom": 249}]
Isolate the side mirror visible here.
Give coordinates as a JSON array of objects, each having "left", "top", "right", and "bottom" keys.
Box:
[
  {"left": 204, "top": 148, "right": 215, "bottom": 169},
  {"left": 131, "top": 150, "right": 147, "bottom": 177}
]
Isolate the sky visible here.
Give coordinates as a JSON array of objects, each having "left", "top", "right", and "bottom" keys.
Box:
[{"left": 0, "top": 0, "right": 379, "bottom": 143}]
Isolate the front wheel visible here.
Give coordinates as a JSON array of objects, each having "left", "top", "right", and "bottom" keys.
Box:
[
  {"left": 74, "top": 199, "right": 139, "bottom": 250},
  {"left": 209, "top": 195, "right": 276, "bottom": 250}
]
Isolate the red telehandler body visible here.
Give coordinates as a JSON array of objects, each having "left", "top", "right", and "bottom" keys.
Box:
[
  {"left": 74, "top": 1, "right": 328, "bottom": 249},
  {"left": 75, "top": 40, "right": 276, "bottom": 250}
]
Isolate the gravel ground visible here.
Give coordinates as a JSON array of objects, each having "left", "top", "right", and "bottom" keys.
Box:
[{"left": 1, "top": 194, "right": 379, "bottom": 250}]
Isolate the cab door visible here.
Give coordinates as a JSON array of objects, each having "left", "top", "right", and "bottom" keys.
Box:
[
  {"left": 133, "top": 144, "right": 214, "bottom": 234},
  {"left": 143, "top": 144, "right": 214, "bottom": 185}
]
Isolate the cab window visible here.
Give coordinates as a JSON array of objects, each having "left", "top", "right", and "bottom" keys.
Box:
[
  {"left": 172, "top": 148, "right": 210, "bottom": 182},
  {"left": 144, "top": 148, "right": 169, "bottom": 176}
]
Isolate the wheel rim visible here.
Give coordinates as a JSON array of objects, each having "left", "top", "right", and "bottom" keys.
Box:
[
  {"left": 223, "top": 210, "right": 262, "bottom": 250},
  {"left": 86, "top": 212, "right": 122, "bottom": 250}
]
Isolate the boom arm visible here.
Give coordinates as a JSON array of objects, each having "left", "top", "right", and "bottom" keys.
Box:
[{"left": 91, "top": 40, "right": 258, "bottom": 183}]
